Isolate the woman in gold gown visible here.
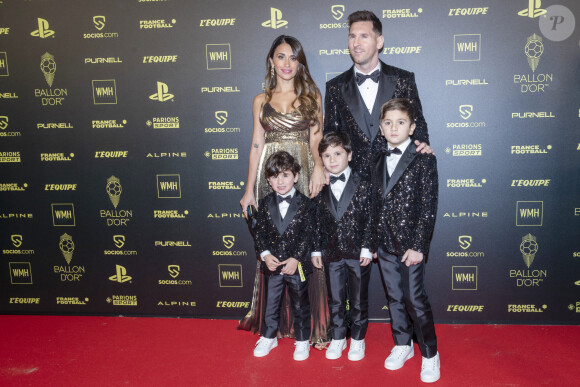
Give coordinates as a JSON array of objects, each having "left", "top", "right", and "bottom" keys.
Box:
[{"left": 238, "top": 35, "right": 328, "bottom": 348}]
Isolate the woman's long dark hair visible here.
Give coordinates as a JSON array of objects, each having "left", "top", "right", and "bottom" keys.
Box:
[{"left": 263, "top": 35, "right": 320, "bottom": 129}]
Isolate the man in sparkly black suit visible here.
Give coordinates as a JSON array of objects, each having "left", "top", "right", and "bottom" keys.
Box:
[
  {"left": 324, "top": 10, "right": 430, "bottom": 180},
  {"left": 371, "top": 98, "right": 439, "bottom": 383}
]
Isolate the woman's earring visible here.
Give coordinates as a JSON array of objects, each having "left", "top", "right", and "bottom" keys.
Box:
[{"left": 270, "top": 67, "right": 275, "bottom": 77}]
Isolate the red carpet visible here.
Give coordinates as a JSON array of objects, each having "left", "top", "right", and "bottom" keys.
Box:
[{"left": 0, "top": 316, "right": 577, "bottom": 386}]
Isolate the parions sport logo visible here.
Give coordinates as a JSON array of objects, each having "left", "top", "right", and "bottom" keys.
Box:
[
  {"left": 204, "top": 148, "right": 238, "bottom": 160},
  {"left": 146, "top": 117, "right": 179, "bottom": 129},
  {"left": 444, "top": 144, "right": 482, "bottom": 156}
]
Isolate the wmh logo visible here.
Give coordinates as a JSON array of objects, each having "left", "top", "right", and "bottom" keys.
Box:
[
  {"left": 516, "top": 201, "right": 543, "bottom": 226},
  {"left": 206, "top": 44, "right": 231, "bottom": 70},
  {"left": 51, "top": 203, "right": 76, "bottom": 226},
  {"left": 452, "top": 266, "right": 477, "bottom": 290},
  {"left": 92, "top": 79, "right": 118, "bottom": 104},
  {"left": 218, "top": 264, "right": 242, "bottom": 287},
  {"left": 157, "top": 174, "right": 181, "bottom": 198},
  {"left": 10, "top": 262, "right": 33, "bottom": 284},
  {"left": 453, "top": 34, "right": 481, "bottom": 61},
  {"left": 0, "top": 52, "right": 8, "bottom": 76}
]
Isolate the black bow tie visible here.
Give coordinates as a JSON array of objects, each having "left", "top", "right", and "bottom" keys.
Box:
[
  {"left": 276, "top": 195, "right": 292, "bottom": 204},
  {"left": 355, "top": 70, "right": 380, "bottom": 86},
  {"left": 380, "top": 144, "right": 402, "bottom": 157},
  {"left": 330, "top": 173, "right": 346, "bottom": 184}
]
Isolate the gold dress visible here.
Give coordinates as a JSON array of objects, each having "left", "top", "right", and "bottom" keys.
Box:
[{"left": 238, "top": 102, "right": 329, "bottom": 347}]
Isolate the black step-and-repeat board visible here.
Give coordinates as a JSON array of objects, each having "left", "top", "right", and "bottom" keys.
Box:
[{"left": 1, "top": 0, "right": 579, "bottom": 324}]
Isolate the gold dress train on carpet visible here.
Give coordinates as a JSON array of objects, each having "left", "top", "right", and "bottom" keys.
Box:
[{"left": 238, "top": 102, "right": 329, "bottom": 347}]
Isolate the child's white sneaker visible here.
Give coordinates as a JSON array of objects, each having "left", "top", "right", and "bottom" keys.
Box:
[
  {"left": 326, "top": 338, "right": 347, "bottom": 359},
  {"left": 348, "top": 338, "right": 365, "bottom": 361},
  {"left": 420, "top": 352, "right": 440, "bottom": 383},
  {"left": 293, "top": 340, "right": 310, "bottom": 361},
  {"left": 384, "top": 340, "right": 414, "bottom": 370},
  {"left": 253, "top": 337, "right": 277, "bottom": 357}
]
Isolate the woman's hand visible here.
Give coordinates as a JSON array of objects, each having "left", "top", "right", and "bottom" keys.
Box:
[
  {"left": 309, "top": 164, "right": 326, "bottom": 198},
  {"left": 240, "top": 190, "right": 257, "bottom": 219}
]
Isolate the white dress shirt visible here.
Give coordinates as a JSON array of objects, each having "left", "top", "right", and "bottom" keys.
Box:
[
  {"left": 387, "top": 138, "right": 412, "bottom": 177},
  {"left": 354, "top": 62, "right": 381, "bottom": 114},
  {"left": 330, "top": 166, "right": 351, "bottom": 201}
]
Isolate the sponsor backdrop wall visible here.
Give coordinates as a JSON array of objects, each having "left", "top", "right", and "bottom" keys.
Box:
[{"left": 1, "top": 0, "right": 579, "bottom": 324}]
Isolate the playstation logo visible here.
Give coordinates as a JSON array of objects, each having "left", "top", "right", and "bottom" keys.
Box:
[
  {"left": 109, "top": 264, "right": 132, "bottom": 283},
  {"left": 262, "top": 8, "right": 288, "bottom": 29},
  {"left": 518, "top": 0, "right": 547, "bottom": 18},
  {"left": 31, "top": 18, "right": 55, "bottom": 38},
  {"left": 149, "top": 81, "right": 174, "bottom": 102}
]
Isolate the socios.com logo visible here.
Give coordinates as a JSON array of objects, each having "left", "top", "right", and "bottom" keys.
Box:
[
  {"left": 215, "top": 111, "right": 227, "bottom": 126},
  {"left": 93, "top": 16, "right": 106, "bottom": 31},
  {"left": 331, "top": 5, "right": 345, "bottom": 20},
  {"left": 459, "top": 105, "right": 473, "bottom": 120},
  {"left": 222, "top": 235, "right": 235, "bottom": 249},
  {"left": 459, "top": 236, "right": 472, "bottom": 250}
]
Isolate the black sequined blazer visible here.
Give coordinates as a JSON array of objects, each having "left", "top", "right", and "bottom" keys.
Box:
[
  {"left": 371, "top": 142, "right": 438, "bottom": 256},
  {"left": 252, "top": 190, "right": 315, "bottom": 276},
  {"left": 324, "top": 61, "right": 429, "bottom": 180},
  {"left": 315, "top": 172, "right": 373, "bottom": 263}
]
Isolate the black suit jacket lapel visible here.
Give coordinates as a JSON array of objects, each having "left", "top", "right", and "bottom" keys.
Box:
[
  {"left": 371, "top": 61, "right": 397, "bottom": 140},
  {"left": 375, "top": 153, "right": 389, "bottom": 195},
  {"left": 340, "top": 67, "right": 371, "bottom": 140},
  {"left": 280, "top": 193, "right": 302, "bottom": 233},
  {"left": 322, "top": 185, "right": 338, "bottom": 220},
  {"left": 267, "top": 195, "right": 285, "bottom": 235},
  {"left": 337, "top": 172, "right": 360, "bottom": 219},
  {"left": 385, "top": 142, "right": 418, "bottom": 195}
]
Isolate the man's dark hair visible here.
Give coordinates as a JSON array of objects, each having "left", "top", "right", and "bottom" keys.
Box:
[
  {"left": 348, "top": 10, "right": 382, "bottom": 35},
  {"left": 318, "top": 132, "right": 352, "bottom": 156},
  {"left": 265, "top": 151, "right": 301, "bottom": 178}
]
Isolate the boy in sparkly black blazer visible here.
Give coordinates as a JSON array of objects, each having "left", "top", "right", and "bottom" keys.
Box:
[
  {"left": 312, "top": 132, "right": 373, "bottom": 362},
  {"left": 251, "top": 151, "right": 315, "bottom": 361},
  {"left": 371, "top": 98, "right": 440, "bottom": 383}
]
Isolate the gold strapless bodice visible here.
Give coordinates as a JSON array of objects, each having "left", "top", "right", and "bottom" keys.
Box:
[
  {"left": 255, "top": 103, "right": 313, "bottom": 200},
  {"left": 260, "top": 103, "right": 310, "bottom": 144}
]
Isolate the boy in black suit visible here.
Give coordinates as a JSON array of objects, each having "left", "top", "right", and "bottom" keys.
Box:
[
  {"left": 312, "top": 132, "right": 373, "bottom": 361},
  {"left": 371, "top": 98, "right": 439, "bottom": 383},
  {"left": 251, "top": 151, "right": 315, "bottom": 361}
]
